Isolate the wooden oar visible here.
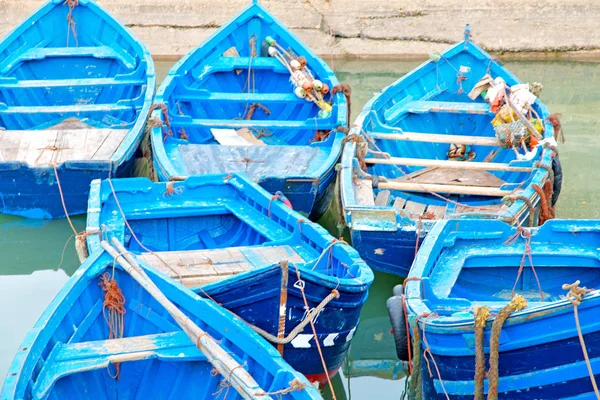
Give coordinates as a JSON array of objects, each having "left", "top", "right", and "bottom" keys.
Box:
[{"left": 101, "top": 239, "right": 271, "bottom": 400}]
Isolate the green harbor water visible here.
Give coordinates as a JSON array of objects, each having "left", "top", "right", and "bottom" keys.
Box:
[{"left": 0, "top": 59, "right": 599, "bottom": 397}]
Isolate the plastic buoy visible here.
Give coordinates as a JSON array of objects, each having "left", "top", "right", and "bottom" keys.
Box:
[
  {"left": 321, "top": 83, "right": 329, "bottom": 95},
  {"left": 268, "top": 46, "right": 277, "bottom": 57},
  {"left": 290, "top": 59, "right": 301, "bottom": 70},
  {"left": 294, "top": 87, "right": 306, "bottom": 98},
  {"left": 302, "top": 80, "right": 313, "bottom": 91},
  {"left": 312, "top": 80, "right": 323, "bottom": 91}
]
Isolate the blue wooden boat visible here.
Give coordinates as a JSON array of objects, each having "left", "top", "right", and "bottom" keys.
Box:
[
  {"left": 1, "top": 249, "right": 323, "bottom": 400},
  {"left": 340, "top": 28, "right": 561, "bottom": 276},
  {"left": 390, "top": 219, "right": 600, "bottom": 399},
  {"left": 82, "top": 173, "right": 373, "bottom": 385},
  {"left": 0, "top": 0, "right": 155, "bottom": 219},
  {"left": 150, "top": 1, "right": 348, "bottom": 220}
]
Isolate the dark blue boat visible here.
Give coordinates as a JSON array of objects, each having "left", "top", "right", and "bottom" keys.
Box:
[
  {"left": 0, "top": 0, "right": 155, "bottom": 219},
  {"left": 83, "top": 173, "right": 373, "bottom": 385},
  {"left": 1, "top": 249, "right": 323, "bottom": 400},
  {"left": 340, "top": 28, "right": 560, "bottom": 276},
  {"left": 150, "top": 1, "right": 348, "bottom": 220},
  {"left": 394, "top": 219, "right": 600, "bottom": 399}
]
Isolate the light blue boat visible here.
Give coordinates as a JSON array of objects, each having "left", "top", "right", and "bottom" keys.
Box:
[
  {"left": 0, "top": 0, "right": 155, "bottom": 219},
  {"left": 82, "top": 173, "right": 373, "bottom": 385},
  {"left": 395, "top": 219, "right": 600, "bottom": 399},
  {"left": 340, "top": 28, "right": 560, "bottom": 276},
  {"left": 1, "top": 250, "right": 323, "bottom": 400},
  {"left": 150, "top": 1, "right": 348, "bottom": 220}
]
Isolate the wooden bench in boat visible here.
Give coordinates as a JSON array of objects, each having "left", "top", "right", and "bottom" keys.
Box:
[
  {"left": 178, "top": 144, "right": 318, "bottom": 178},
  {"left": 0, "top": 46, "right": 136, "bottom": 74},
  {"left": 34, "top": 331, "right": 204, "bottom": 399},
  {"left": 0, "top": 128, "right": 128, "bottom": 165},
  {"left": 0, "top": 103, "right": 134, "bottom": 115},
  {"left": 368, "top": 131, "right": 501, "bottom": 147},
  {"left": 138, "top": 245, "right": 306, "bottom": 287},
  {"left": 195, "top": 57, "right": 288, "bottom": 81},
  {"left": 383, "top": 100, "right": 493, "bottom": 124}
]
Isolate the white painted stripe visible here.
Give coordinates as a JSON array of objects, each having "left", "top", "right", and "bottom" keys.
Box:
[
  {"left": 323, "top": 333, "right": 339, "bottom": 347},
  {"left": 346, "top": 327, "right": 356, "bottom": 342},
  {"left": 291, "top": 334, "right": 313, "bottom": 348}
]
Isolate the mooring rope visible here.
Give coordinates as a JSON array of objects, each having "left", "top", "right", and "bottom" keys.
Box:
[
  {"left": 474, "top": 306, "right": 491, "bottom": 400},
  {"left": 562, "top": 281, "right": 600, "bottom": 399},
  {"left": 487, "top": 295, "right": 528, "bottom": 400}
]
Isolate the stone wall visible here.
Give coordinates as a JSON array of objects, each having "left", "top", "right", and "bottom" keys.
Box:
[{"left": 1, "top": 0, "right": 599, "bottom": 59}]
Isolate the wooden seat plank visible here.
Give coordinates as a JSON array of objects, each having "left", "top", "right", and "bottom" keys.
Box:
[
  {"left": 369, "top": 131, "right": 501, "bottom": 146},
  {"left": 139, "top": 245, "right": 306, "bottom": 288},
  {"left": 92, "top": 129, "right": 128, "bottom": 160},
  {"left": 392, "top": 197, "right": 407, "bottom": 210},
  {"left": 426, "top": 205, "right": 447, "bottom": 219},
  {"left": 374, "top": 190, "right": 391, "bottom": 206},
  {"left": 0, "top": 129, "right": 128, "bottom": 165},
  {"left": 364, "top": 156, "right": 532, "bottom": 173},
  {"left": 404, "top": 201, "right": 427, "bottom": 217}
]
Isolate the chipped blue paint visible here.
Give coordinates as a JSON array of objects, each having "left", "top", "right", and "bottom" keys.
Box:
[
  {"left": 0, "top": 0, "right": 155, "bottom": 219},
  {"left": 340, "top": 34, "right": 555, "bottom": 276},
  {"left": 84, "top": 173, "right": 373, "bottom": 383},
  {"left": 1, "top": 250, "right": 323, "bottom": 400},
  {"left": 401, "top": 219, "right": 600, "bottom": 399},
  {"left": 150, "top": 2, "right": 347, "bottom": 220}
]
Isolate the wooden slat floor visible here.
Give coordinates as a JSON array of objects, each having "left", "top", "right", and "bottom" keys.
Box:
[
  {"left": 0, "top": 124, "right": 128, "bottom": 165},
  {"left": 138, "top": 245, "right": 306, "bottom": 288}
]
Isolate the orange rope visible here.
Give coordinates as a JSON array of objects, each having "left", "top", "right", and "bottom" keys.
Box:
[{"left": 99, "top": 272, "right": 126, "bottom": 379}]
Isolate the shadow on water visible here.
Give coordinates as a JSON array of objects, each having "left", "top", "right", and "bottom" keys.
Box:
[{"left": 0, "top": 59, "right": 598, "bottom": 395}]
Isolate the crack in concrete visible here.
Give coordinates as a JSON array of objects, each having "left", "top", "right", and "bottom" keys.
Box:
[{"left": 126, "top": 23, "right": 220, "bottom": 29}]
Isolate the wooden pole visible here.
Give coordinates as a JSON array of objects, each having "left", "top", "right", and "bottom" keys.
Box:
[
  {"left": 368, "top": 132, "right": 501, "bottom": 146},
  {"left": 277, "top": 261, "right": 289, "bottom": 356},
  {"left": 364, "top": 157, "right": 532, "bottom": 173},
  {"left": 101, "top": 239, "right": 271, "bottom": 400},
  {"left": 377, "top": 181, "right": 511, "bottom": 197}
]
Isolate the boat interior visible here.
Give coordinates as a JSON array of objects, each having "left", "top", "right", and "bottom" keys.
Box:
[
  {"left": 350, "top": 43, "right": 547, "bottom": 221},
  {"left": 155, "top": 4, "right": 343, "bottom": 178},
  {"left": 91, "top": 177, "right": 361, "bottom": 287},
  {"left": 0, "top": 1, "right": 151, "bottom": 164}
]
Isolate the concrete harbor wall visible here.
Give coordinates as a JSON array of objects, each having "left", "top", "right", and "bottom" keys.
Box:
[{"left": 2, "top": 0, "right": 600, "bottom": 60}]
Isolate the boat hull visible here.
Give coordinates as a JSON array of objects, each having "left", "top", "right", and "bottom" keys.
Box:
[
  {"left": 420, "top": 302, "right": 600, "bottom": 399},
  {"left": 201, "top": 263, "right": 367, "bottom": 385},
  {"left": 0, "top": 158, "right": 135, "bottom": 219}
]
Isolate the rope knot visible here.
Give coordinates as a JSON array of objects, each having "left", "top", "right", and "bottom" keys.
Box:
[
  {"left": 473, "top": 306, "right": 490, "bottom": 329},
  {"left": 562, "top": 280, "right": 588, "bottom": 306}
]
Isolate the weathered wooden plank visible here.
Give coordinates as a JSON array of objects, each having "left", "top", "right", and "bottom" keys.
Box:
[
  {"left": 92, "top": 129, "right": 128, "bottom": 160},
  {"left": 403, "top": 168, "right": 506, "bottom": 188},
  {"left": 0, "top": 130, "right": 23, "bottom": 161},
  {"left": 404, "top": 201, "right": 427, "bottom": 217},
  {"left": 374, "top": 190, "right": 391, "bottom": 206},
  {"left": 378, "top": 181, "right": 511, "bottom": 197},
  {"left": 139, "top": 245, "right": 305, "bottom": 287},
  {"left": 426, "top": 205, "right": 447, "bottom": 219},
  {"left": 54, "top": 129, "right": 86, "bottom": 164},
  {"left": 355, "top": 179, "right": 375, "bottom": 206},
  {"left": 15, "top": 132, "right": 34, "bottom": 162},
  {"left": 84, "top": 129, "right": 111, "bottom": 159},
  {"left": 364, "top": 156, "right": 532, "bottom": 173},
  {"left": 27, "top": 130, "right": 58, "bottom": 166},
  {"left": 392, "top": 197, "right": 407, "bottom": 210},
  {"left": 369, "top": 132, "right": 501, "bottom": 146}
]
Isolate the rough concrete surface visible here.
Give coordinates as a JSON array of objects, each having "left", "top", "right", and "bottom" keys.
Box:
[{"left": 1, "top": 0, "right": 600, "bottom": 59}]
